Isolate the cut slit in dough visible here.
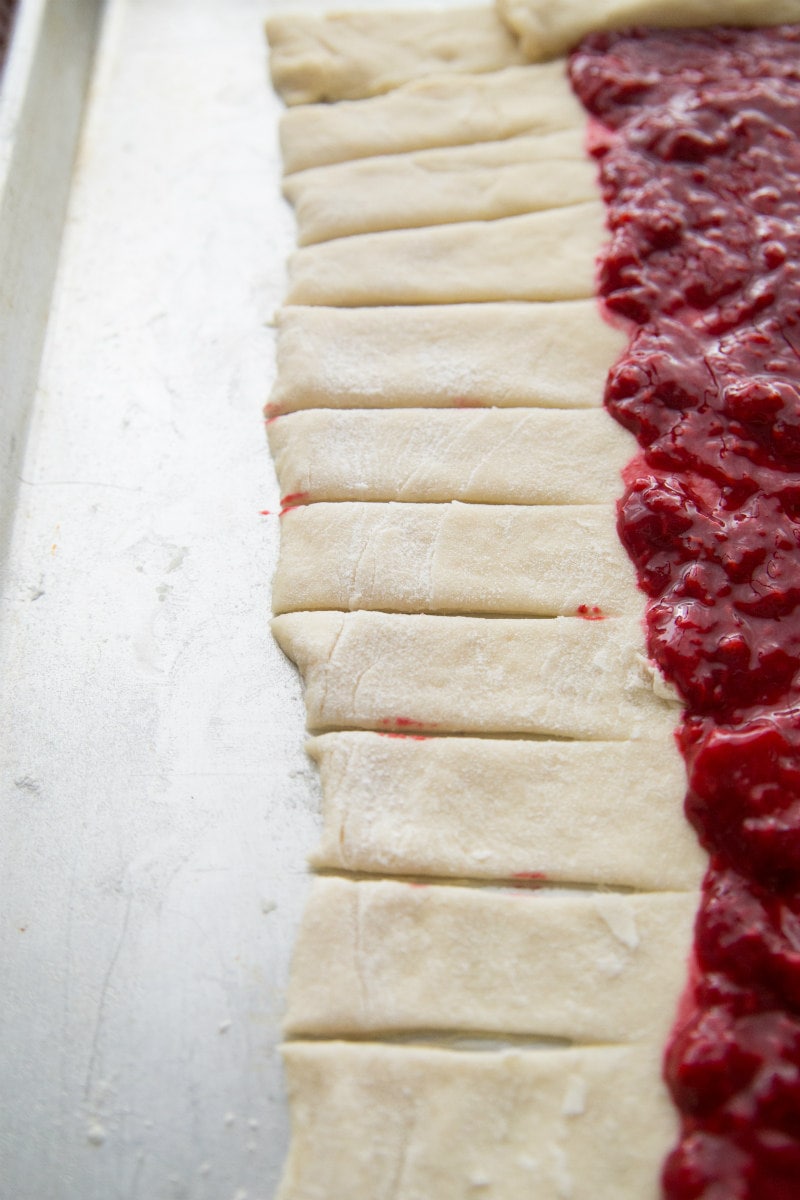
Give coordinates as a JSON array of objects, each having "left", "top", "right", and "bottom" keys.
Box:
[
  {"left": 284, "top": 876, "right": 698, "bottom": 1044},
  {"left": 272, "top": 501, "right": 641, "bottom": 617},
  {"left": 284, "top": 130, "right": 596, "bottom": 245},
  {"left": 278, "top": 1040, "right": 676, "bottom": 1200},
  {"left": 279, "top": 61, "right": 586, "bottom": 173},
  {"left": 266, "top": 7, "right": 524, "bottom": 105},
  {"left": 286, "top": 202, "right": 605, "bottom": 306},
  {"left": 307, "top": 730, "right": 706, "bottom": 891},
  {"left": 267, "top": 302, "right": 626, "bottom": 415},
  {"left": 271, "top": 610, "right": 680, "bottom": 740},
  {"left": 268, "top": 407, "right": 633, "bottom": 505}
]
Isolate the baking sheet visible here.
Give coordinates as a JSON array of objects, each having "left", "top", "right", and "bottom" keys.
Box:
[
  {"left": 1, "top": 2, "right": 308, "bottom": 1196},
  {"left": 0, "top": 1, "right": 478, "bottom": 1197}
]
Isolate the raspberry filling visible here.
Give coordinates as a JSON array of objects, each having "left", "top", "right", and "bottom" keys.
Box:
[{"left": 569, "top": 26, "right": 800, "bottom": 1198}]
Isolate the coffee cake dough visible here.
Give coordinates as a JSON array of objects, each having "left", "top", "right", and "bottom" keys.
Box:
[
  {"left": 498, "top": 0, "right": 800, "bottom": 59},
  {"left": 284, "top": 878, "right": 697, "bottom": 1043},
  {"left": 264, "top": 7, "right": 711, "bottom": 1197},
  {"left": 268, "top": 302, "right": 625, "bottom": 414},
  {"left": 267, "top": 7, "right": 524, "bottom": 104},
  {"left": 286, "top": 203, "right": 605, "bottom": 306},
  {"left": 279, "top": 61, "right": 584, "bottom": 172},
  {"left": 307, "top": 731, "right": 706, "bottom": 889},
  {"left": 284, "top": 130, "right": 594, "bottom": 244},
  {"left": 271, "top": 610, "right": 680, "bottom": 740},
  {"left": 273, "top": 502, "right": 641, "bottom": 616},
  {"left": 268, "top": 408, "right": 632, "bottom": 504},
  {"left": 278, "top": 1041, "right": 676, "bottom": 1200}
]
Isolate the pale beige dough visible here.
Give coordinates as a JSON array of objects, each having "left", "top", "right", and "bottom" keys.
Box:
[
  {"left": 273, "top": 501, "right": 641, "bottom": 617},
  {"left": 271, "top": 610, "right": 680, "bottom": 740},
  {"left": 266, "top": 18, "right": 700, "bottom": 1196},
  {"left": 284, "top": 130, "right": 595, "bottom": 245},
  {"left": 268, "top": 303, "right": 626, "bottom": 415},
  {"left": 278, "top": 1040, "right": 676, "bottom": 1200},
  {"left": 284, "top": 877, "right": 697, "bottom": 1043},
  {"left": 267, "top": 7, "right": 524, "bottom": 105},
  {"left": 268, "top": 407, "right": 632, "bottom": 504},
  {"left": 280, "top": 61, "right": 585, "bottom": 173},
  {"left": 307, "top": 731, "right": 705, "bottom": 890},
  {"left": 287, "top": 202, "right": 604, "bottom": 306},
  {"left": 497, "top": 0, "right": 800, "bottom": 60}
]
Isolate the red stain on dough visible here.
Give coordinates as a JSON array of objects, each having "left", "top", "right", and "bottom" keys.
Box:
[
  {"left": 280, "top": 491, "right": 310, "bottom": 508},
  {"left": 378, "top": 716, "right": 438, "bottom": 732},
  {"left": 577, "top": 604, "right": 606, "bottom": 620}
]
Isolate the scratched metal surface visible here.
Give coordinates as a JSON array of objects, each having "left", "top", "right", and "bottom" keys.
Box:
[
  {"left": 0, "top": 1, "right": 311, "bottom": 1197},
  {"left": 0, "top": 0, "right": 476, "bottom": 1197}
]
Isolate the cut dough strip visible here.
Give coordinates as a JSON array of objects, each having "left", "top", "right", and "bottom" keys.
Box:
[
  {"left": 273, "top": 501, "right": 641, "bottom": 617},
  {"left": 280, "top": 62, "right": 586, "bottom": 173},
  {"left": 284, "top": 130, "right": 595, "bottom": 244},
  {"left": 287, "top": 203, "right": 604, "bottom": 306},
  {"left": 278, "top": 1040, "right": 676, "bottom": 1200},
  {"left": 268, "top": 408, "right": 632, "bottom": 504},
  {"left": 266, "top": 7, "right": 524, "bottom": 105},
  {"left": 497, "top": 0, "right": 800, "bottom": 61},
  {"left": 271, "top": 610, "right": 680, "bottom": 740},
  {"left": 268, "top": 303, "right": 625, "bottom": 415},
  {"left": 307, "top": 730, "right": 705, "bottom": 890},
  {"left": 284, "top": 877, "right": 696, "bottom": 1043}
]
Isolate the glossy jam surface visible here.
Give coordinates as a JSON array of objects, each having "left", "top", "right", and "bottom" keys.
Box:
[{"left": 570, "top": 26, "right": 800, "bottom": 1199}]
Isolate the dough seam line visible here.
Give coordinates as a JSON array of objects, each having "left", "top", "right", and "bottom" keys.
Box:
[
  {"left": 279, "top": 608, "right": 635, "bottom": 623},
  {"left": 278, "top": 499, "right": 614, "bottom": 509},
  {"left": 267, "top": 401, "right": 609, "bottom": 414},
  {"left": 311, "top": 866, "right": 678, "bottom": 896},
  {"left": 283, "top": 1033, "right": 584, "bottom": 1052},
  {"left": 280, "top": 127, "right": 586, "bottom": 176},
  {"left": 301, "top": 724, "right": 643, "bottom": 743},
  {"left": 278, "top": 608, "right": 631, "bottom": 620}
]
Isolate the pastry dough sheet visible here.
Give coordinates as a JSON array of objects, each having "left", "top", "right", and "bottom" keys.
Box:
[
  {"left": 273, "top": 501, "right": 641, "bottom": 616},
  {"left": 271, "top": 610, "right": 680, "bottom": 739},
  {"left": 279, "top": 62, "right": 585, "bottom": 173},
  {"left": 284, "top": 130, "right": 595, "bottom": 244},
  {"left": 265, "top": 11, "right": 703, "bottom": 1196},
  {"left": 284, "top": 877, "right": 697, "bottom": 1043},
  {"left": 278, "top": 1040, "right": 675, "bottom": 1200},
  {"left": 266, "top": 7, "right": 524, "bottom": 104},
  {"left": 308, "top": 731, "right": 706, "bottom": 890},
  {"left": 497, "top": 0, "right": 800, "bottom": 60},
  {"left": 287, "top": 203, "right": 604, "bottom": 306},
  {"left": 268, "top": 303, "right": 625, "bottom": 414},
  {"left": 268, "top": 408, "right": 633, "bottom": 504}
]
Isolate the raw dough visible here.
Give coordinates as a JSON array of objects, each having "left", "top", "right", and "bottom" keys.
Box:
[
  {"left": 266, "top": 8, "right": 524, "bottom": 104},
  {"left": 284, "top": 130, "right": 595, "bottom": 244},
  {"left": 268, "top": 407, "right": 632, "bottom": 504},
  {"left": 273, "top": 501, "right": 641, "bottom": 616},
  {"left": 271, "top": 610, "right": 680, "bottom": 740},
  {"left": 279, "top": 62, "right": 585, "bottom": 173},
  {"left": 278, "top": 1040, "right": 676, "bottom": 1200},
  {"left": 498, "top": 0, "right": 800, "bottom": 60},
  {"left": 284, "top": 877, "right": 697, "bottom": 1043},
  {"left": 267, "top": 303, "right": 625, "bottom": 414},
  {"left": 307, "top": 730, "right": 706, "bottom": 889},
  {"left": 265, "top": 10, "right": 704, "bottom": 1196},
  {"left": 287, "top": 203, "right": 605, "bottom": 306}
]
